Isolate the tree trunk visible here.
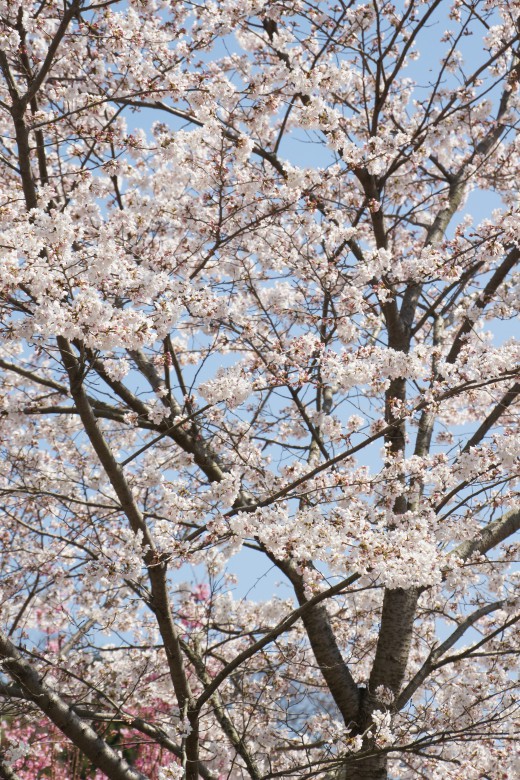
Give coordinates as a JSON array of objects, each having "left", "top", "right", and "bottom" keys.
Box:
[
  {"left": 330, "top": 747, "right": 387, "bottom": 780},
  {"left": 347, "top": 750, "right": 387, "bottom": 780}
]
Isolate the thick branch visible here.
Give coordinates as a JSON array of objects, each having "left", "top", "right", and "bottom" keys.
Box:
[
  {"left": 367, "top": 587, "right": 420, "bottom": 701},
  {"left": 402, "top": 67, "right": 514, "bottom": 335},
  {"left": 56, "top": 336, "right": 199, "bottom": 779},
  {"left": 0, "top": 756, "right": 22, "bottom": 780},
  {"left": 279, "top": 565, "right": 361, "bottom": 727},
  {"left": 0, "top": 633, "right": 148, "bottom": 780},
  {"left": 0, "top": 358, "right": 68, "bottom": 394},
  {"left": 0, "top": 681, "right": 217, "bottom": 780},
  {"left": 453, "top": 507, "right": 520, "bottom": 562},
  {"left": 446, "top": 247, "right": 520, "bottom": 365},
  {"left": 461, "top": 382, "right": 520, "bottom": 453},
  {"left": 391, "top": 510, "right": 520, "bottom": 711},
  {"left": 23, "top": 1, "right": 81, "bottom": 104},
  {"left": 395, "top": 600, "right": 505, "bottom": 709},
  {"left": 127, "top": 349, "right": 226, "bottom": 484}
]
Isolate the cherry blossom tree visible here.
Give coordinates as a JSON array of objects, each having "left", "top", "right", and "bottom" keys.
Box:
[{"left": 0, "top": 1, "right": 519, "bottom": 779}]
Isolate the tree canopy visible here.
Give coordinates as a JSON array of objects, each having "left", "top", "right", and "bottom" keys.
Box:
[{"left": 0, "top": 1, "right": 519, "bottom": 779}]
